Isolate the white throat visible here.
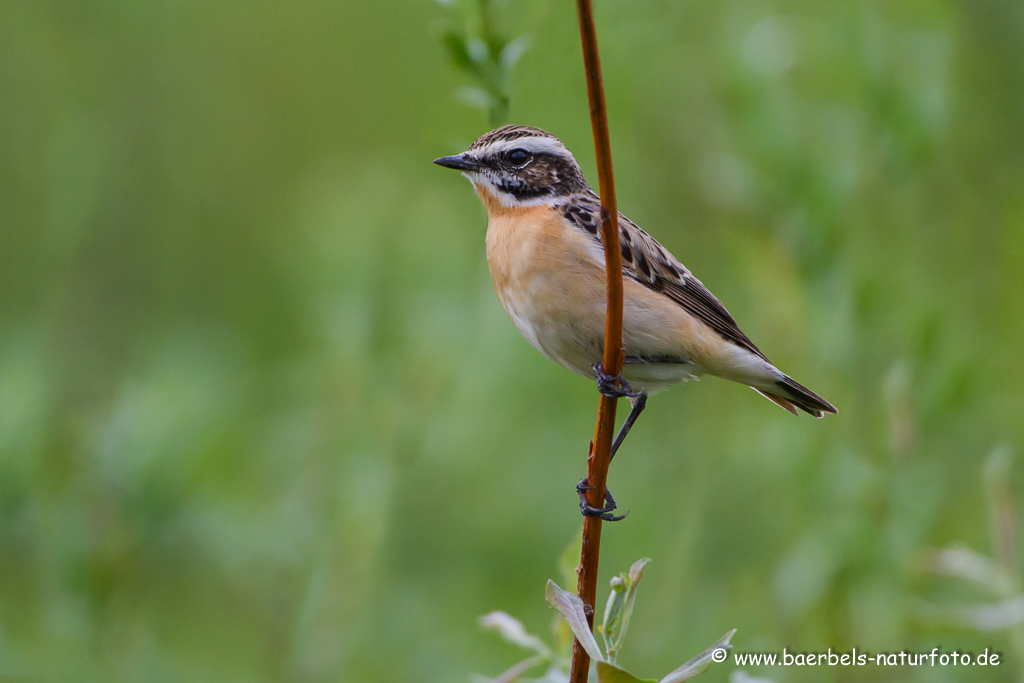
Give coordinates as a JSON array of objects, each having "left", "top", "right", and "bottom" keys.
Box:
[{"left": 465, "top": 172, "right": 561, "bottom": 209}]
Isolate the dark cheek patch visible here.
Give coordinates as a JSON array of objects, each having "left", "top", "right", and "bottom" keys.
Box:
[
  {"left": 524, "top": 161, "right": 559, "bottom": 186},
  {"left": 496, "top": 155, "right": 587, "bottom": 198}
]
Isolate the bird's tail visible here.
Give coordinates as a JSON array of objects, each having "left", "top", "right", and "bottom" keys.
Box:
[{"left": 753, "top": 375, "right": 837, "bottom": 418}]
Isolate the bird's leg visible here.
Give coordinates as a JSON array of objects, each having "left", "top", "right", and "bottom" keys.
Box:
[
  {"left": 577, "top": 479, "right": 627, "bottom": 522},
  {"left": 610, "top": 391, "right": 647, "bottom": 463},
  {"left": 576, "top": 363, "right": 647, "bottom": 522},
  {"left": 590, "top": 361, "right": 648, "bottom": 461},
  {"left": 575, "top": 395, "right": 645, "bottom": 522}
]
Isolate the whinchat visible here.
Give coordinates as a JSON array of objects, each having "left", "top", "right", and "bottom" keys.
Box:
[{"left": 435, "top": 125, "right": 836, "bottom": 513}]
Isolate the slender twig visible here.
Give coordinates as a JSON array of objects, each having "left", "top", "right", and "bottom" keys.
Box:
[{"left": 570, "top": 1, "right": 624, "bottom": 681}]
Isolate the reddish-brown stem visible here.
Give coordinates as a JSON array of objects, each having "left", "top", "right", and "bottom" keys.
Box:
[{"left": 570, "top": 0, "right": 623, "bottom": 681}]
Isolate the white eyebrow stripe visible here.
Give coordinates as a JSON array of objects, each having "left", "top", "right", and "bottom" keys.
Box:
[{"left": 471, "top": 136, "right": 575, "bottom": 159}]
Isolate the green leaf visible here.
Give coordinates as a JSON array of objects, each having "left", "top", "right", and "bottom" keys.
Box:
[
  {"left": 601, "top": 575, "right": 627, "bottom": 660},
  {"left": 955, "top": 596, "right": 1024, "bottom": 631},
  {"left": 602, "top": 558, "right": 651, "bottom": 663},
  {"left": 480, "top": 611, "right": 551, "bottom": 657},
  {"left": 927, "top": 546, "right": 1014, "bottom": 595},
  {"left": 545, "top": 580, "right": 604, "bottom": 662},
  {"left": 500, "top": 35, "right": 531, "bottom": 69},
  {"left": 617, "top": 559, "right": 650, "bottom": 650},
  {"left": 596, "top": 661, "right": 658, "bottom": 683},
  {"left": 466, "top": 36, "right": 491, "bottom": 65},
  {"left": 658, "top": 629, "right": 737, "bottom": 683},
  {"left": 442, "top": 31, "right": 474, "bottom": 70},
  {"left": 628, "top": 558, "right": 651, "bottom": 585},
  {"left": 551, "top": 611, "right": 574, "bottom": 667},
  {"left": 456, "top": 86, "right": 497, "bottom": 112}
]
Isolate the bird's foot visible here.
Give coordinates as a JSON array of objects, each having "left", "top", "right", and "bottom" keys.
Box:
[
  {"left": 592, "top": 362, "right": 642, "bottom": 400},
  {"left": 577, "top": 478, "right": 628, "bottom": 522}
]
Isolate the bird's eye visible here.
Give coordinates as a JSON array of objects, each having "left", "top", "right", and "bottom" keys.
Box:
[{"left": 508, "top": 149, "right": 531, "bottom": 167}]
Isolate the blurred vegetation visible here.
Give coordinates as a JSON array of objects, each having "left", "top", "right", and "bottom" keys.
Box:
[
  {"left": 437, "top": 0, "right": 531, "bottom": 125},
  {"left": 1, "top": 1, "right": 1023, "bottom": 682}
]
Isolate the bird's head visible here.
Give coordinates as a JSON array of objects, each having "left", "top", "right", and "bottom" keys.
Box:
[{"left": 434, "top": 125, "right": 589, "bottom": 209}]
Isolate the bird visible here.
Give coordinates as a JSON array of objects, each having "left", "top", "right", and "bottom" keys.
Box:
[{"left": 435, "top": 125, "right": 836, "bottom": 517}]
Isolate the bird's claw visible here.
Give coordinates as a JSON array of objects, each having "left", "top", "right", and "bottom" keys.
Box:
[
  {"left": 591, "top": 362, "right": 642, "bottom": 400},
  {"left": 577, "top": 478, "right": 628, "bottom": 522}
]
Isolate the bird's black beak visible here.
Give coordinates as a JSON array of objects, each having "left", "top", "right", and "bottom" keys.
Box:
[{"left": 433, "top": 154, "right": 484, "bottom": 172}]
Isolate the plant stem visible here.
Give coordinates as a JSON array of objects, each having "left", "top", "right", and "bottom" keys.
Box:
[{"left": 570, "top": 0, "right": 623, "bottom": 681}]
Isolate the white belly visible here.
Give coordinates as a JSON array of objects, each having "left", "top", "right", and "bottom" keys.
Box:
[
  {"left": 497, "top": 283, "right": 601, "bottom": 376},
  {"left": 495, "top": 280, "right": 702, "bottom": 393}
]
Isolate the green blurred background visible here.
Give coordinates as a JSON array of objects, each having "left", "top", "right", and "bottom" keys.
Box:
[{"left": 2, "top": 0, "right": 1023, "bottom": 681}]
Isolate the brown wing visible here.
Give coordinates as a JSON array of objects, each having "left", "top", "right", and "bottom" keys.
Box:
[{"left": 559, "top": 193, "right": 768, "bottom": 362}]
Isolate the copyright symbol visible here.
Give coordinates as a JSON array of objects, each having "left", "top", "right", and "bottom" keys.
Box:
[{"left": 711, "top": 647, "right": 728, "bottom": 663}]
